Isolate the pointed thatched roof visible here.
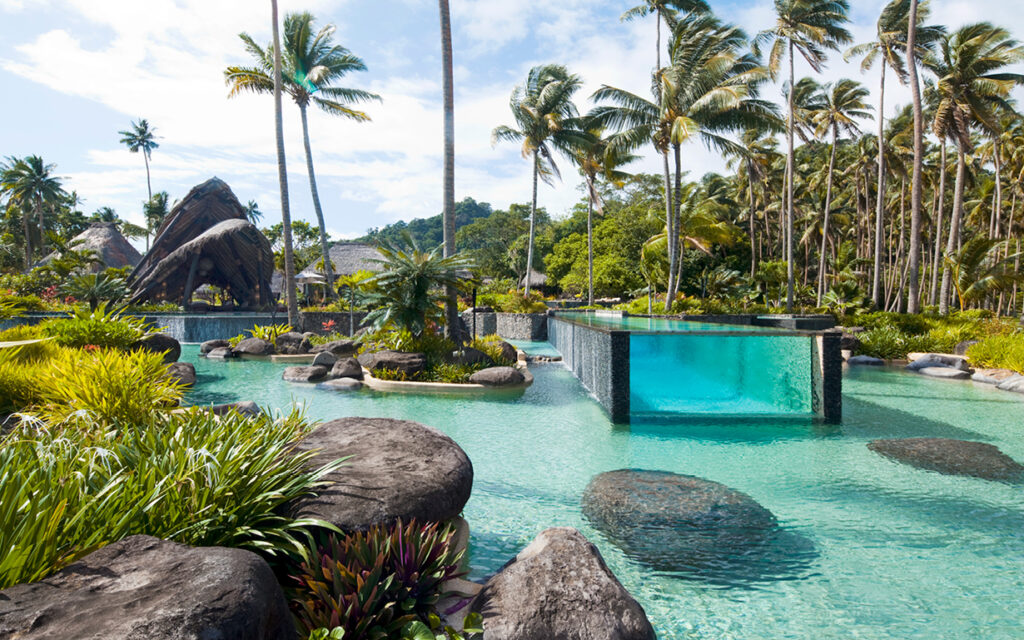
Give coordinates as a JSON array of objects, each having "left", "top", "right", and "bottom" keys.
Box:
[
  {"left": 520, "top": 268, "right": 547, "bottom": 288},
  {"left": 128, "top": 178, "right": 274, "bottom": 307},
  {"left": 42, "top": 222, "right": 141, "bottom": 272},
  {"left": 327, "top": 243, "right": 382, "bottom": 276}
]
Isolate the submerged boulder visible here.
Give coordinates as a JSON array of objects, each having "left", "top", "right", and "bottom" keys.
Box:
[
  {"left": 868, "top": 438, "right": 1024, "bottom": 481},
  {"left": 470, "top": 527, "right": 655, "bottom": 640},
  {"left": 234, "top": 337, "right": 274, "bottom": 356},
  {"left": 275, "top": 332, "right": 311, "bottom": 355},
  {"left": 847, "top": 355, "right": 884, "bottom": 366},
  {"left": 282, "top": 365, "right": 328, "bottom": 383},
  {"left": 133, "top": 333, "right": 181, "bottom": 363},
  {"left": 320, "top": 378, "right": 362, "bottom": 391},
  {"left": 0, "top": 535, "right": 294, "bottom": 640},
  {"left": 358, "top": 350, "right": 427, "bottom": 377},
  {"left": 288, "top": 417, "right": 473, "bottom": 531},
  {"left": 330, "top": 357, "right": 363, "bottom": 380},
  {"left": 469, "top": 366, "right": 525, "bottom": 386}
]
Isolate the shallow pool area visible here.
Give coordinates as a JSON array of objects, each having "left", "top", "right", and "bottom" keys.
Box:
[{"left": 184, "top": 344, "right": 1024, "bottom": 639}]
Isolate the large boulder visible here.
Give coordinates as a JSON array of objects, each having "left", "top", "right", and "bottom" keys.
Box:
[
  {"left": 330, "top": 357, "right": 363, "bottom": 380},
  {"left": 275, "top": 332, "right": 311, "bottom": 355},
  {"left": 311, "top": 339, "right": 360, "bottom": 357},
  {"left": 206, "top": 346, "right": 236, "bottom": 359},
  {"left": 582, "top": 469, "right": 813, "bottom": 583},
  {"left": 288, "top": 417, "right": 473, "bottom": 531},
  {"left": 282, "top": 365, "right": 328, "bottom": 383},
  {"left": 0, "top": 535, "right": 294, "bottom": 640},
  {"left": 358, "top": 350, "right": 427, "bottom": 377},
  {"left": 200, "top": 339, "right": 230, "bottom": 354},
  {"left": 448, "top": 347, "right": 493, "bottom": 367},
  {"left": 469, "top": 366, "right": 525, "bottom": 387},
  {"left": 839, "top": 328, "right": 864, "bottom": 352},
  {"left": 868, "top": 438, "right": 1024, "bottom": 481},
  {"left": 234, "top": 337, "right": 275, "bottom": 356},
  {"left": 470, "top": 528, "right": 655, "bottom": 640},
  {"left": 311, "top": 351, "right": 337, "bottom": 368},
  {"left": 167, "top": 362, "right": 196, "bottom": 387},
  {"left": 906, "top": 353, "right": 971, "bottom": 372},
  {"left": 133, "top": 333, "right": 181, "bottom": 363},
  {"left": 496, "top": 340, "right": 518, "bottom": 363}
]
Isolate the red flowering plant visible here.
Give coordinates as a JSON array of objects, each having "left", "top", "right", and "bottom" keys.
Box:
[{"left": 321, "top": 319, "right": 337, "bottom": 333}]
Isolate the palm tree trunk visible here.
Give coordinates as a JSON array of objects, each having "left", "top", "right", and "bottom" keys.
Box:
[
  {"left": 525, "top": 150, "right": 539, "bottom": 296},
  {"left": 992, "top": 138, "right": 1002, "bottom": 238},
  {"left": 143, "top": 151, "right": 153, "bottom": 252},
  {"left": 939, "top": 146, "right": 966, "bottom": 315},
  {"left": 299, "top": 104, "right": 338, "bottom": 302},
  {"left": 930, "top": 140, "right": 947, "bottom": 306},
  {"left": 21, "top": 207, "right": 31, "bottom": 271},
  {"left": 587, "top": 179, "right": 595, "bottom": 306},
  {"left": 872, "top": 62, "right": 887, "bottom": 308},
  {"left": 906, "top": 0, "right": 924, "bottom": 313},
  {"left": 668, "top": 142, "right": 682, "bottom": 303},
  {"left": 662, "top": 149, "right": 674, "bottom": 312},
  {"left": 748, "top": 160, "right": 758, "bottom": 277},
  {"left": 785, "top": 38, "right": 796, "bottom": 312},
  {"left": 816, "top": 124, "right": 839, "bottom": 306},
  {"left": 35, "top": 196, "right": 45, "bottom": 259},
  {"left": 439, "top": 0, "right": 458, "bottom": 341},
  {"left": 271, "top": 0, "right": 298, "bottom": 325}
]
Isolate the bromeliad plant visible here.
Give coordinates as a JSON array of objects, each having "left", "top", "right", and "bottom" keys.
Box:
[
  {"left": 229, "top": 323, "right": 295, "bottom": 347},
  {"left": 289, "top": 519, "right": 465, "bottom": 640}
]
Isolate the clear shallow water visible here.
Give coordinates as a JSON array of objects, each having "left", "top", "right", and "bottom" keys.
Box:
[
  {"left": 554, "top": 312, "right": 789, "bottom": 333},
  {"left": 183, "top": 345, "right": 1024, "bottom": 639}
]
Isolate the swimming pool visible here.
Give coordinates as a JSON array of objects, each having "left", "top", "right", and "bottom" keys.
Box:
[{"left": 184, "top": 344, "right": 1024, "bottom": 639}]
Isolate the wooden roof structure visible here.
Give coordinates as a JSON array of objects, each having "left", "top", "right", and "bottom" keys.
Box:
[
  {"left": 128, "top": 178, "right": 274, "bottom": 308},
  {"left": 42, "top": 222, "right": 141, "bottom": 272}
]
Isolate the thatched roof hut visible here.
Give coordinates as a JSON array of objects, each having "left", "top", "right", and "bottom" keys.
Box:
[
  {"left": 328, "top": 243, "right": 381, "bottom": 276},
  {"left": 520, "top": 268, "right": 547, "bottom": 288},
  {"left": 128, "top": 178, "right": 274, "bottom": 308},
  {"left": 42, "top": 222, "right": 141, "bottom": 272}
]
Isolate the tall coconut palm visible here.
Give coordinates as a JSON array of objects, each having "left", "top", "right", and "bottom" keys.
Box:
[
  {"left": 226, "top": 12, "right": 380, "bottom": 301},
  {"left": 269, "top": 0, "right": 297, "bottom": 324},
  {"left": 143, "top": 191, "right": 169, "bottom": 251},
  {"left": 621, "top": 0, "right": 710, "bottom": 84},
  {"left": 811, "top": 79, "right": 872, "bottom": 305},
  {"left": 567, "top": 121, "right": 638, "bottom": 305},
  {"left": 118, "top": 118, "right": 159, "bottom": 206},
  {"left": 0, "top": 155, "right": 67, "bottom": 268},
  {"left": 492, "top": 64, "right": 587, "bottom": 296},
  {"left": 845, "top": 0, "right": 943, "bottom": 308},
  {"left": 438, "top": 0, "right": 459, "bottom": 339},
  {"left": 756, "top": 0, "right": 852, "bottom": 311},
  {"left": 725, "top": 129, "right": 782, "bottom": 277},
  {"left": 928, "top": 23, "right": 1024, "bottom": 314}
]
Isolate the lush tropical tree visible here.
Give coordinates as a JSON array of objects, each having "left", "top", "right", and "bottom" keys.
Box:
[
  {"left": 757, "top": 0, "right": 852, "bottom": 311},
  {"left": 143, "top": 191, "right": 169, "bottom": 250},
  {"left": 226, "top": 11, "right": 380, "bottom": 301},
  {"left": 621, "top": 0, "right": 710, "bottom": 81},
  {"left": 492, "top": 64, "right": 587, "bottom": 295},
  {"left": 118, "top": 119, "right": 159, "bottom": 203},
  {"left": 243, "top": 200, "right": 263, "bottom": 224},
  {"left": 0, "top": 155, "right": 67, "bottom": 268},
  {"left": 945, "top": 236, "right": 1021, "bottom": 310}
]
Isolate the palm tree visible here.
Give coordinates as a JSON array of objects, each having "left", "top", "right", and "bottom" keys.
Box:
[
  {"left": 226, "top": 12, "right": 380, "bottom": 301},
  {"left": 621, "top": 1, "right": 710, "bottom": 84},
  {"left": 945, "top": 236, "right": 1021, "bottom": 310},
  {"left": 811, "top": 78, "right": 872, "bottom": 305},
  {"left": 118, "top": 119, "right": 159, "bottom": 203},
  {"left": 845, "top": 0, "right": 943, "bottom": 308},
  {"left": 143, "top": 191, "right": 169, "bottom": 250},
  {"left": 0, "top": 155, "right": 67, "bottom": 268},
  {"left": 438, "top": 0, "right": 458, "bottom": 340},
  {"left": 492, "top": 64, "right": 587, "bottom": 296},
  {"left": 928, "top": 23, "right": 1024, "bottom": 314},
  {"left": 567, "top": 121, "right": 637, "bottom": 305},
  {"left": 725, "top": 129, "right": 782, "bottom": 277},
  {"left": 243, "top": 200, "right": 263, "bottom": 224},
  {"left": 757, "top": 0, "right": 852, "bottom": 311},
  {"left": 269, "top": 0, "right": 297, "bottom": 324}
]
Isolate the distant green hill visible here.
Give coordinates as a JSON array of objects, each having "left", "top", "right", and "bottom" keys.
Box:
[{"left": 356, "top": 197, "right": 492, "bottom": 249}]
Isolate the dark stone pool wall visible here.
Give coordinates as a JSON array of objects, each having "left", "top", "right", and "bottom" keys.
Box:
[
  {"left": 547, "top": 315, "right": 630, "bottom": 422},
  {"left": 462, "top": 312, "right": 548, "bottom": 341}
]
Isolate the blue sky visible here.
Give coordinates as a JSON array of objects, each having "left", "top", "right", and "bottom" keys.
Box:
[{"left": 1, "top": 0, "right": 1022, "bottom": 242}]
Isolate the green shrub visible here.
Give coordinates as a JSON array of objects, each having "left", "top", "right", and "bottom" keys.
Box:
[
  {"left": 0, "top": 294, "right": 44, "bottom": 317},
  {"left": 926, "top": 322, "right": 982, "bottom": 354},
  {"left": 477, "top": 292, "right": 547, "bottom": 313},
  {"left": 0, "top": 361, "right": 45, "bottom": 415},
  {"left": 470, "top": 334, "right": 515, "bottom": 366},
  {"left": 966, "top": 333, "right": 1024, "bottom": 373},
  {"left": 0, "top": 408, "right": 341, "bottom": 588},
  {"left": 289, "top": 520, "right": 463, "bottom": 639},
  {"left": 0, "top": 325, "right": 55, "bottom": 364},
  {"left": 41, "top": 305, "right": 153, "bottom": 349},
  {"left": 432, "top": 362, "right": 482, "bottom": 383}
]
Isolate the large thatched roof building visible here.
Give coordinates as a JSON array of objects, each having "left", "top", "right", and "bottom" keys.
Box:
[
  {"left": 272, "top": 243, "right": 381, "bottom": 294},
  {"left": 128, "top": 178, "right": 274, "bottom": 308},
  {"left": 41, "top": 222, "right": 141, "bottom": 272}
]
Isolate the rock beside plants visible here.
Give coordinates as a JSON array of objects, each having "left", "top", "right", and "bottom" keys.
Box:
[
  {"left": 167, "top": 362, "right": 196, "bottom": 386},
  {"left": 972, "top": 368, "right": 1017, "bottom": 384},
  {"left": 448, "top": 347, "right": 493, "bottom": 366},
  {"left": 469, "top": 366, "right": 524, "bottom": 386},
  {"left": 358, "top": 350, "right": 427, "bottom": 376},
  {"left": 847, "top": 355, "right": 884, "bottom": 365},
  {"left": 288, "top": 417, "right": 473, "bottom": 531},
  {"left": 469, "top": 527, "right": 655, "bottom": 640},
  {"left": 906, "top": 353, "right": 971, "bottom": 372},
  {"left": 955, "top": 340, "right": 980, "bottom": 356},
  {"left": 209, "top": 401, "right": 261, "bottom": 417},
  {"left": 275, "top": 332, "right": 311, "bottom": 355},
  {"left": 133, "top": 332, "right": 181, "bottom": 363},
  {"left": 0, "top": 535, "right": 295, "bottom": 640},
  {"left": 200, "top": 339, "right": 230, "bottom": 354},
  {"left": 868, "top": 438, "right": 1024, "bottom": 481},
  {"left": 282, "top": 365, "right": 328, "bottom": 383},
  {"left": 311, "top": 339, "right": 360, "bottom": 356},
  {"left": 311, "top": 351, "right": 337, "bottom": 368},
  {"left": 330, "top": 357, "right": 363, "bottom": 380},
  {"left": 206, "top": 346, "right": 236, "bottom": 359},
  {"left": 234, "top": 337, "right": 275, "bottom": 356},
  {"left": 496, "top": 339, "right": 518, "bottom": 363},
  {"left": 996, "top": 375, "right": 1024, "bottom": 394}
]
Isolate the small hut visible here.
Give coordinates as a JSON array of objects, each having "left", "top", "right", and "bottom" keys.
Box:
[
  {"left": 41, "top": 222, "right": 141, "bottom": 273},
  {"left": 519, "top": 268, "right": 548, "bottom": 290},
  {"left": 328, "top": 243, "right": 381, "bottom": 277}
]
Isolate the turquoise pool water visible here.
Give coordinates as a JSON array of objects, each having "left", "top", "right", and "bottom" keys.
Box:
[
  {"left": 183, "top": 345, "right": 1024, "bottom": 639},
  {"left": 554, "top": 312, "right": 791, "bottom": 333}
]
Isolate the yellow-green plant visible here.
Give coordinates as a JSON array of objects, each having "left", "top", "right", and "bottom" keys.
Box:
[
  {"left": 41, "top": 304, "right": 156, "bottom": 350},
  {"left": 967, "top": 334, "right": 1024, "bottom": 374},
  {"left": 250, "top": 323, "right": 293, "bottom": 344}
]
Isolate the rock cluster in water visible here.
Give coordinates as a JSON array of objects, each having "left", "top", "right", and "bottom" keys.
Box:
[{"left": 868, "top": 438, "right": 1024, "bottom": 481}]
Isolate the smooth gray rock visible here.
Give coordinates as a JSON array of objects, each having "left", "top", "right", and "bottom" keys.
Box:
[
  {"left": 868, "top": 438, "right": 1024, "bottom": 481},
  {"left": 496, "top": 340, "right": 518, "bottom": 363},
  {"left": 319, "top": 377, "right": 362, "bottom": 391},
  {"left": 275, "top": 332, "right": 311, "bottom": 355},
  {"left": 470, "top": 527, "right": 655, "bottom": 640},
  {"left": 448, "top": 347, "right": 493, "bottom": 366},
  {"left": 469, "top": 366, "right": 525, "bottom": 386},
  {"left": 288, "top": 417, "right": 473, "bottom": 531},
  {"left": 209, "top": 401, "right": 261, "bottom": 417},
  {"left": 310, "top": 339, "right": 360, "bottom": 357},
  {"left": 972, "top": 368, "right": 1017, "bottom": 385},
  {"left": 906, "top": 354, "right": 971, "bottom": 372},
  {"left": 0, "top": 535, "right": 295, "bottom": 640},
  {"left": 282, "top": 365, "right": 328, "bottom": 383},
  {"left": 133, "top": 332, "right": 181, "bottom": 363},
  {"left": 330, "top": 357, "right": 363, "bottom": 380},
  {"left": 311, "top": 351, "right": 337, "bottom": 368},
  {"left": 917, "top": 366, "right": 970, "bottom": 380},
  {"left": 167, "top": 362, "right": 196, "bottom": 386},
  {"left": 234, "top": 337, "right": 274, "bottom": 356},
  {"left": 996, "top": 374, "right": 1024, "bottom": 394},
  {"left": 206, "top": 346, "right": 236, "bottom": 359},
  {"left": 840, "top": 329, "right": 863, "bottom": 352},
  {"left": 847, "top": 355, "right": 884, "bottom": 366},
  {"left": 955, "top": 340, "right": 980, "bottom": 356},
  {"left": 358, "top": 350, "right": 427, "bottom": 376},
  {"left": 200, "top": 339, "right": 230, "bottom": 354}
]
